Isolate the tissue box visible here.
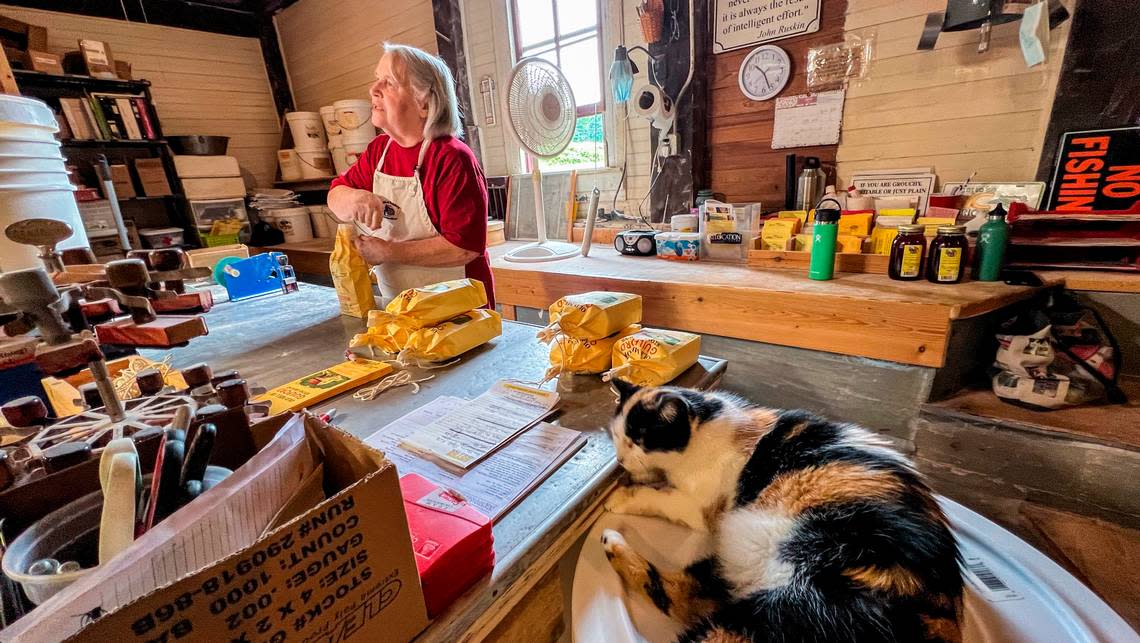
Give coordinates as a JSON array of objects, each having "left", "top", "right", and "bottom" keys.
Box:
[{"left": 654, "top": 232, "right": 700, "bottom": 261}]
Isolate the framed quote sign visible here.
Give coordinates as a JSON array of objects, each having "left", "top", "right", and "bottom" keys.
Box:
[{"left": 713, "top": 0, "right": 822, "bottom": 54}]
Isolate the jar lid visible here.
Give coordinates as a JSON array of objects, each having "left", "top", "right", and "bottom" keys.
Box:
[
  {"left": 896, "top": 224, "right": 924, "bottom": 234},
  {"left": 936, "top": 225, "right": 967, "bottom": 235}
]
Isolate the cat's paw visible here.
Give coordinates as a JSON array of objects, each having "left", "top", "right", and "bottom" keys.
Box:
[
  {"left": 604, "top": 487, "right": 635, "bottom": 514},
  {"left": 601, "top": 529, "right": 640, "bottom": 583},
  {"left": 601, "top": 528, "right": 627, "bottom": 554}
]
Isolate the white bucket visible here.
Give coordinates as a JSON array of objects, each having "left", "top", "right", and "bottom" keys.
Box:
[
  {"left": 0, "top": 153, "right": 68, "bottom": 172},
  {"left": 0, "top": 140, "right": 62, "bottom": 158},
  {"left": 340, "top": 123, "right": 376, "bottom": 146},
  {"left": 0, "top": 186, "right": 90, "bottom": 272},
  {"left": 296, "top": 149, "right": 333, "bottom": 179},
  {"left": 278, "top": 149, "right": 302, "bottom": 182},
  {"left": 344, "top": 141, "right": 369, "bottom": 168},
  {"left": 309, "top": 205, "right": 335, "bottom": 238},
  {"left": 330, "top": 145, "right": 349, "bottom": 174},
  {"left": 0, "top": 169, "right": 73, "bottom": 189},
  {"left": 320, "top": 105, "right": 340, "bottom": 136},
  {"left": 326, "top": 133, "right": 342, "bottom": 150},
  {"left": 285, "top": 111, "right": 328, "bottom": 152},
  {"left": 271, "top": 206, "right": 313, "bottom": 243},
  {"left": 333, "top": 99, "right": 372, "bottom": 131},
  {"left": 0, "top": 95, "right": 60, "bottom": 142}
]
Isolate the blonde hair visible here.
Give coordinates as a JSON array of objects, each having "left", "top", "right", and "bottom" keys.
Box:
[{"left": 382, "top": 42, "right": 464, "bottom": 140}]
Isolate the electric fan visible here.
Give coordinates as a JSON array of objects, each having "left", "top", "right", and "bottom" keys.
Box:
[{"left": 503, "top": 58, "right": 587, "bottom": 262}]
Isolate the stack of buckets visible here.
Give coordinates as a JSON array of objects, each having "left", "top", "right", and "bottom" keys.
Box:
[
  {"left": 322, "top": 99, "right": 375, "bottom": 175},
  {"left": 280, "top": 111, "right": 334, "bottom": 181},
  {"left": 0, "top": 95, "right": 90, "bottom": 272}
]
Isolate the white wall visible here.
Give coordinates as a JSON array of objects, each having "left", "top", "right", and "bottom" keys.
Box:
[
  {"left": 0, "top": 5, "right": 282, "bottom": 187},
  {"left": 836, "top": 0, "right": 1071, "bottom": 185},
  {"left": 274, "top": 0, "right": 438, "bottom": 112}
]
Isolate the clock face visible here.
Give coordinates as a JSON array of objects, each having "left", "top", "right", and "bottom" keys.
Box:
[{"left": 738, "top": 45, "right": 791, "bottom": 101}]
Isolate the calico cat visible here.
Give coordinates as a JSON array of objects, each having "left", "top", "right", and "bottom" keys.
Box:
[{"left": 603, "top": 380, "right": 963, "bottom": 643}]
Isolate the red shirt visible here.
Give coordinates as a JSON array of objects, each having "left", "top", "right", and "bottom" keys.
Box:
[{"left": 332, "top": 134, "right": 495, "bottom": 308}]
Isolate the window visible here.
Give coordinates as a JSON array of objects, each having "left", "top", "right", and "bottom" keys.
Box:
[{"left": 510, "top": 0, "right": 606, "bottom": 170}]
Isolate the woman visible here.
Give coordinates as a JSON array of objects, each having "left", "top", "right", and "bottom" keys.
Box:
[{"left": 328, "top": 43, "right": 493, "bottom": 307}]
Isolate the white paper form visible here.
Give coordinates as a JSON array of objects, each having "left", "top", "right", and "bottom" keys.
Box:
[
  {"left": 3, "top": 415, "right": 316, "bottom": 643},
  {"left": 400, "top": 381, "right": 560, "bottom": 469},
  {"left": 368, "top": 396, "right": 584, "bottom": 519}
]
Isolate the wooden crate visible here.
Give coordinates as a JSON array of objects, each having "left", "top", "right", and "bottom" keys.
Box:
[{"left": 747, "top": 247, "right": 890, "bottom": 274}]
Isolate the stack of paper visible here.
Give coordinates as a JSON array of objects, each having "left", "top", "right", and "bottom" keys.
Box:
[{"left": 367, "top": 394, "right": 584, "bottom": 519}]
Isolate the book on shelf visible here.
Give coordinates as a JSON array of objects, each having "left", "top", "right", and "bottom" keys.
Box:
[
  {"left": 84, "top": 92, "right": 157, "bottom": 142},
  {"left": 130, "top": 97, "right": 157, "bottom": 139},
  {"left": 86, "top": 96, "right": 111, "bottom": 139},
  {"left": 114, "top": 98, "right": 142, "bottom": 139},
  {"left": 58, "top": 97, "right": 95, "bottom": 140}
]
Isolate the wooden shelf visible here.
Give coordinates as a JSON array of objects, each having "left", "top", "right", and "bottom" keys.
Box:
[
  {"left": 13, "top": 69, "right": 151, "bottom": 93},
  {"left": 62, "top": 138, "right": 167, "bottom": 147},
  {"left": 273, "top": 178, "right": 332, "bottom": 192},
  {"left": 1034, "top": 270, "right": 1140, "bottom": 294},
  {"left": 924, "top": 377, "right": 1140, "bottom": 452}
]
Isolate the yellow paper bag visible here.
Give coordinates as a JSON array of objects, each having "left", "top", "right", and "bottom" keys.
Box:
[
  {"left": 349, "top": 310, "right": 415, "bottom": 355},
  {"left": 605, "top": 328, "right": 701, "bottom": 387},
  {"left": 547, "top": 324, "right": 641, "bottom": 379},
  {"left": 402, "top": 309, "right": 503, "bottom": 362},
  {"left": 329, "top": 224, "right": 376, "bottom": 319},
  {"left": 540, "top": 291, "right": 642, "bottom": 342},
  {"left": 385, "top": 278, "right": 488, "bottom": 329}
]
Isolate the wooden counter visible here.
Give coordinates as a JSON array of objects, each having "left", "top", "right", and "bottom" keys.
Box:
[{"left": 491, "top": 242, "right": 1056, "bottom": 368}]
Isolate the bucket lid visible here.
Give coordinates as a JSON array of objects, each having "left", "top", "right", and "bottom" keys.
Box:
[
  {"left": 0, "top": 95, "right": 59, "bottom": 131},
  {"left": 0, "top": 151, "right": 66, "bottom": 161},
  {"left": 285, "top": 111, "right": 320, "bottom": 121},
  {"left": 0, "top": 182, "right": 76, "bottom": 192},
  {"left": 333, "top": 99, "right": 371, "bottom": 109},
  {"left": 320, "top": 105, "right": 336, "bottom": 114}
]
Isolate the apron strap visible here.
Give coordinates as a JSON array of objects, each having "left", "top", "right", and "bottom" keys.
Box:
[
  {"left": 376, "top": 137, "right": 395, "bottom": 170},
  {"left": 413, "top": 138, "right": 431, "bottom": 180}
]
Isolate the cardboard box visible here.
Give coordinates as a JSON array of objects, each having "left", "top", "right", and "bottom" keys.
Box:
[
  {"left": 134, "top": 158, "right": 172, "bottom": 196},
  {"left": 78, "top": 39, "right": 116, "bottom": 78},
  {"left": 108, "top": 163, "right": 136, "bottom": 199},
  {"left": 26, "top": 49, "right": 62, "bottom": 74},
  {"left": 7, "top": 415, "right": 429, "bottom": 642},
  {"left": 0, "top": 16, "right": 46, "bottom": 52}
]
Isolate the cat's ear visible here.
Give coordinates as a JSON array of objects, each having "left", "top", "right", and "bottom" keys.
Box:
[
  {"left": 611, "top": 378, "right": 642, "bottom": 404},
  {"left": 657, "top": 391, "right": 691, "bottom": 424}
]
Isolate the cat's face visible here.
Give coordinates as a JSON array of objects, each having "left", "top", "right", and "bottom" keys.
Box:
[{"left": 609, "top": 380, "right": 698, "bottom": 480}]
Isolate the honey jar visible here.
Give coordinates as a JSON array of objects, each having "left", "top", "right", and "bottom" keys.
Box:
[
  {"left": 888, "top": 224, "right": 926, "bottom": 281},
  {"left": 926, "top": 225, "right": 968, "bottom": 284}
]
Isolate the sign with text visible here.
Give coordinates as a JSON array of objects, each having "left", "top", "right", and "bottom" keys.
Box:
[
  {"left": 1046, "top": 126, "right": 1140, "bottom": 211},
  {"left": 714, "top": 0, "right": 822, "bottom": 54},
  {"left": 851, "top": 171, "right": 937, "bottom": 215}
]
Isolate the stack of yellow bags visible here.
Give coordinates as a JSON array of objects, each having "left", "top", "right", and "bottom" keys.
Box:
[
  {"left": 539, "top": 292, "right": 702, "bottom": 387},
  {"left": 539, "top": 292, "right": 643, "bottom": 382},
  {"left": 349, "top": 279, "right": 502, "bottom": 363}
]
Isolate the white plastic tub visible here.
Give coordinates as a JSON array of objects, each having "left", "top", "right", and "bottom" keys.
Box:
[
  {"left": 0, "top": 169, "right": 73, "bottom": 189},
  {"left": 285, "top": 111, "right": 327, "bottom": 152},
  {"left": 309, "top": 205, "right": 335, "bottom": 238},
  {"left": 0, "top": 95, "right": 60, "bottom": 142},
  {"left": 296, "top": 148, "right": 333, "bottom": 179},
  {"left": 320, "top": 105, "right": 340, "bottom": 136},
  {"left": 332, "top": 99, "right": 371, "bottom": 131},
  {"left": 344, "top": 140, "right": 369, "bottom": 168},
  {"left": 277, "top": 149, "right": 302, "bottom": 181},
  {"left": 0, "top": 185, "right": 89, "bottom": 271},
  {"left": 0, "top": 153, "right": 67, "bottom": 172},
  {"left": 271, "top": 206, "right": 313, "bottom": 242},
  {"left": 0, "top": 139, "right": 62, "bottom": 158}
]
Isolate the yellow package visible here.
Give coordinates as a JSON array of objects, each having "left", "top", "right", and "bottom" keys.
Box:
[
  {"left": 257, "top": 358, "right": 393, "bottom": 415},
  {"left": 838, "top": 213, "right": 873, "bottom": 236},
  {"left": 778, "top": 210, "right": 809, "bottom": 227},
  {"left": 329, "top": 224, "right": 376, "bottom": 319},
  {"left": 760, "top": 219, "right": 798, "bottom": 250},
  {"left": 837, "top": 234, "right": 865, "bottom": 253},
  {"left": 870, "top": 227, "right": 900, "bottom": 255},
  {"left": 917, "top": 216, "right": 956, "bottom": 236},
  {"left": 385, "top": 278, "right": 488, "bottom": 329},
  {"left": 794, "top": 233, "right": 814, "bottom": 252},
  {"left": 540, "top": 291, "right": 642, "bottom": 342},
  {"left": 605, "top": 328, "right": 701, "bottom": 387},
  {"left": 547, "top": 324, "right": 641, "bottom": 379},
  {"left": 348, "top": 310, "right": 415, "bottom": 355},
  {"left": 402, "top": 308, "right": 502, "bottom": 362}
]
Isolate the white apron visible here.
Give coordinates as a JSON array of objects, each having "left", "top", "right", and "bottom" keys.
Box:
[{"left": 369, "top": 137, "right": 464, "bottom": 301}]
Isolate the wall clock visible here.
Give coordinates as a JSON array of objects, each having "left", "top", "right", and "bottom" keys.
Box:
[{"left": 738, "top": 44, "right": 791, "bottom": 101}]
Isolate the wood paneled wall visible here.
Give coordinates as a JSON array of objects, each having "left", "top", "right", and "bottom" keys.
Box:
[
  {"left": 709, "top": 0, "right": 848, "bottom": 206},
  {"left": 274, "top": 0, "right": 437, "bottom": 112},
  {"left": 0, "top": 5, "right": 281, "bottom": 187},
  {"left": 836, "top": 0, "right": 1070, "bottom": 186}
]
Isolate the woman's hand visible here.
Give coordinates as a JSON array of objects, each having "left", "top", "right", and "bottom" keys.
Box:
[{"left": 327, "top": 186, "right": 390, "bottom": 230}]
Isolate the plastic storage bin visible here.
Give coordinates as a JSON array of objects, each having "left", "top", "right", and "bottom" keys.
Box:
[{"left": 139, "top": 226, "right": 185, "bottom": 248}]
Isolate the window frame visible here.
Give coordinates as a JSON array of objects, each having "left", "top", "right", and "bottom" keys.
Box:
[{"left": 509, "top": 0, "right": 606, "bottom": 119}]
